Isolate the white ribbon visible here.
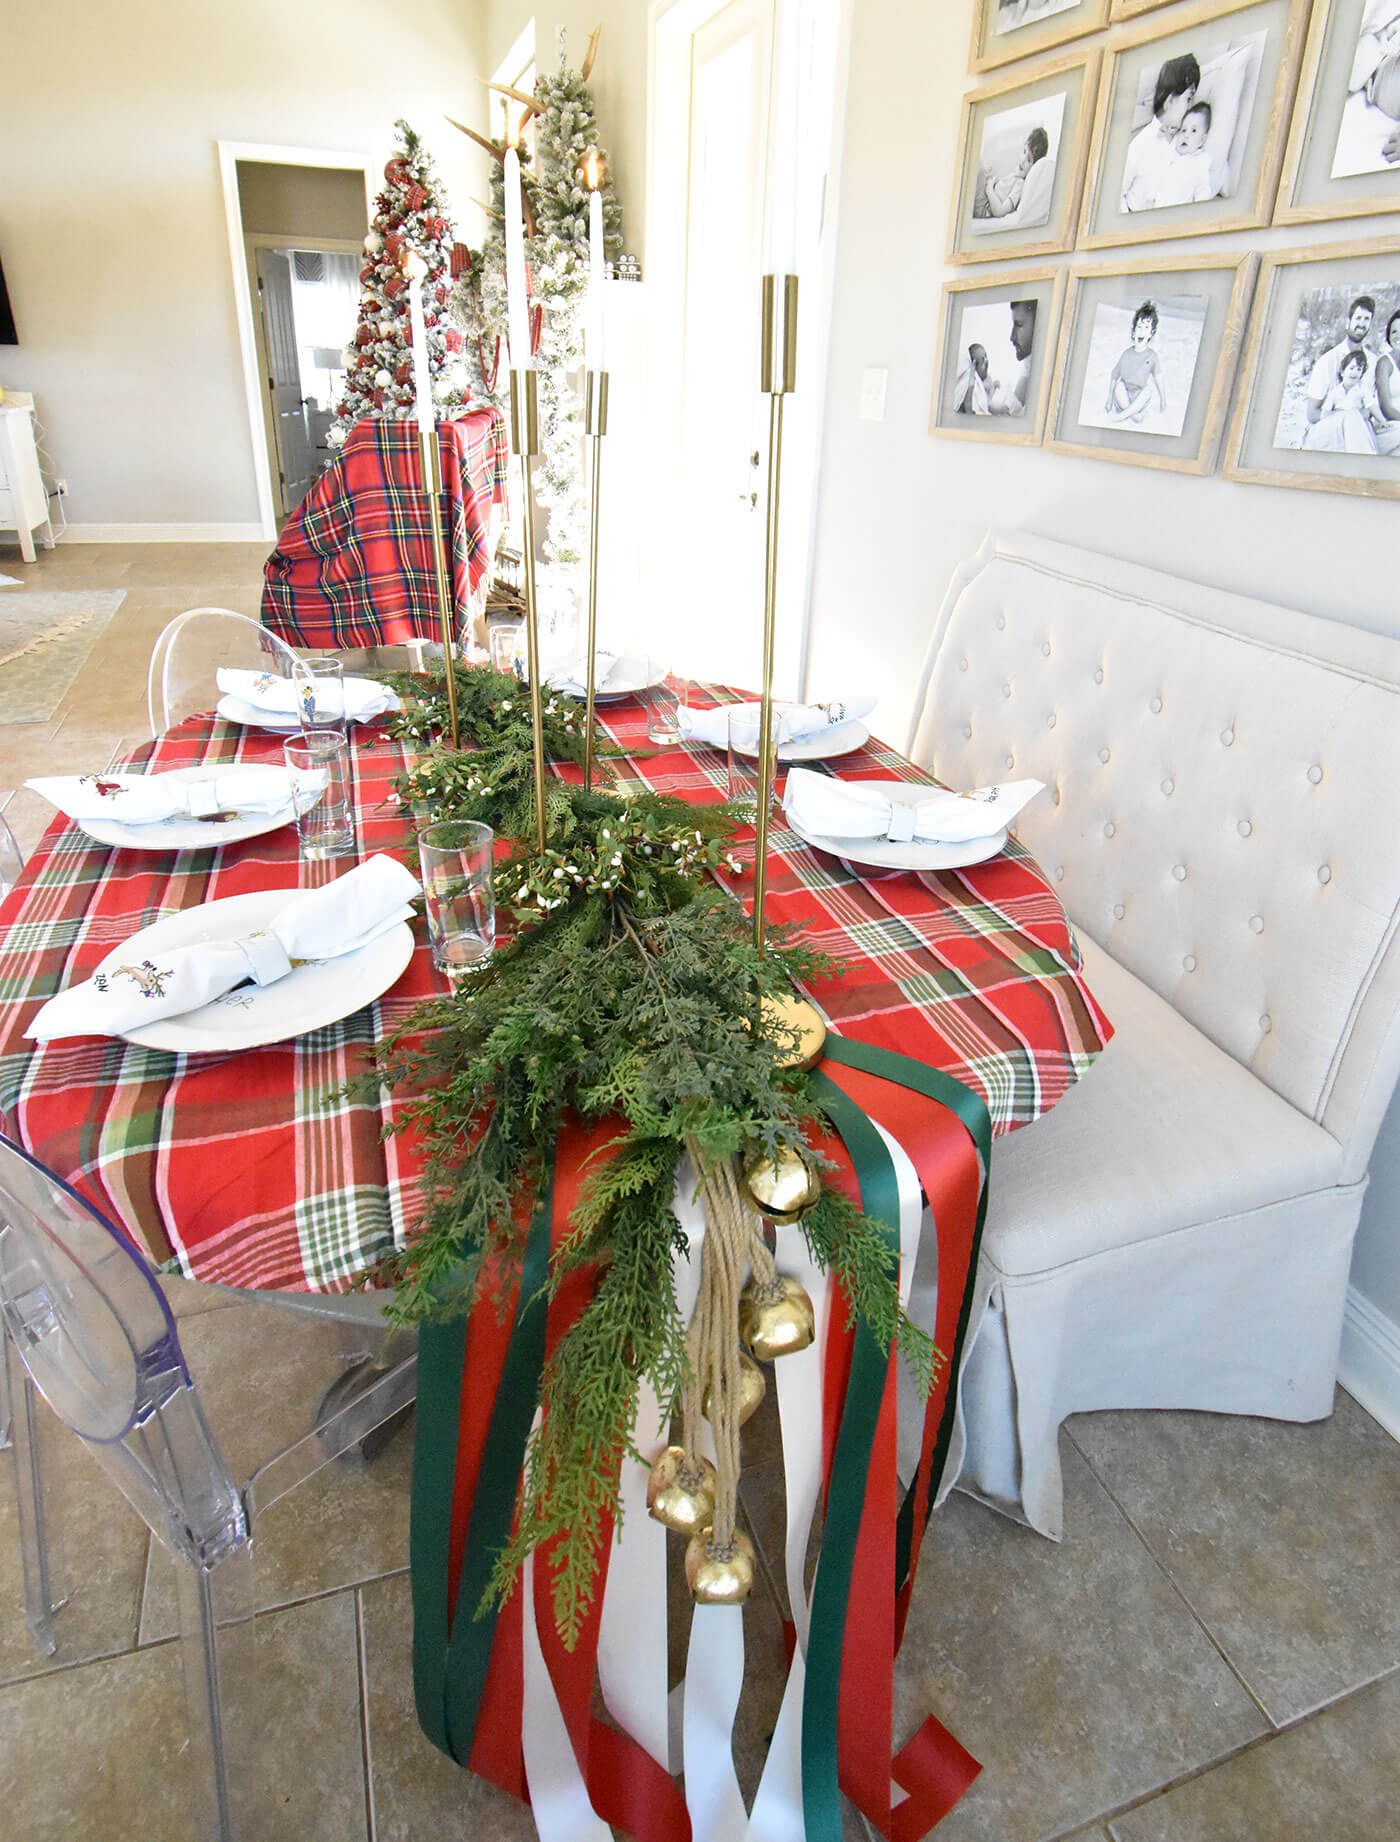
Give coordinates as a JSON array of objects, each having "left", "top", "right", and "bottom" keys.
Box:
[
  {"left": 683, "top": 1607, "right": 750, "bottom": 1842},
  {"left": 521, "top": 1547, "right": 612, "bottom": 1842}
]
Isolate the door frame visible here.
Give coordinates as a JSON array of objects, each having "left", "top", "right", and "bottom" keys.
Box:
[
  {"left": 217, "top": 142, "right": 376, "bottom": 542},
  {"left": 244, "top": 232, "right": 364, "bottom": 520},
  {"left": 643, "top": 0, "right": 856, "bottom": 694}
]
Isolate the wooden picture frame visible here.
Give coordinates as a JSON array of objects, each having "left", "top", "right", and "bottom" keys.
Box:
[
  {"left": 1078, "top": 0, "right": 1311, "bottom": 249},
  {"left": 1225, "top": 240, "right": 1400, "bottom": 499},
  {"left": 971, "top": 0, "right": 1111, "bottom": 73},
  {"left": 949, "top": 51, "right": 1100, "bottom": 264},
  {"left": 1110, "top": 0, "right": 1182, "bottom": 18},
  {"left": 930, "top": 268, "right": 1066, "bottom": 443},
  {"left": 1045, "top": 250, "right": 1257, "bottom": 471},
  {"left": 1275, "top": 0, "right": 1400, "bottom": 225}
]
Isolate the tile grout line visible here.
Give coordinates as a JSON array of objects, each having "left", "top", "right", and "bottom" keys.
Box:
[
  {"left": 1063, "top": 1424, "right": 1278, "bottom": 1730},
  {"left": 354, "top": 1585, "right": 378, "bottom": 1842}
]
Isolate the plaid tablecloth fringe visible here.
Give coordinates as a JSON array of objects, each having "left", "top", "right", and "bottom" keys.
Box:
[
  {"left": 261, "top": 410, "right": 510, "bottom": 651},
  {"left": 0, "top": 692, "right": 1110, "bottom": 1293}
]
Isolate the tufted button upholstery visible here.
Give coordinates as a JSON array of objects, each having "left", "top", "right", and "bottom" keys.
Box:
[
  {"left": 1238, "top": 819, "right": 1253, "bottom": 837},
  {"left": 1172, "top": 864, "right": 1187, "bottom": 881},
  {"left": 1260, "top": 1014, "right": 1272, "bottom": 1033},
  {"left": 1104, "top": 821, "right": 1116, "bottom": 838},
  {"left": 1319, "top": 865, "right": 1332, "bottom": 885},
  {"left": 1250, "top": 915, "right": 1264, "bottom": 934},
  {"left": 1150, "top": 696, "right": 1163, "bottom": 713},
  {"left": 1308, "top": 765, "right": 1323, "bottom": 784},
  {"left": 1183, "top": 954, "right": 1197, "bottom": 972},
  {"left": 1042, "top": 641, "right": 1052, "bottom": 656},
  {"left": 1221, "top": 727, "right": 1235, "bottom": 746},
  {"left": 1047, "top": 713, "right": 1057, "bottom": 728},
  {"left": 1099, "top": 747, "right": 1111, "bottom": 764},
  {"left": 1114, "top": 903, "right": 1125, "bottom": 920}
]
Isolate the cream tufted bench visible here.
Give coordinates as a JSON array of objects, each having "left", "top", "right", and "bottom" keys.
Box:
[{"left": 907, "top": 531, "right": 1400, "bottom": 1538}]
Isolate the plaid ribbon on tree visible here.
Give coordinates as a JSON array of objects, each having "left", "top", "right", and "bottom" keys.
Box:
[
  {"left": 261, "top": 410, "right": 510, "bottom": 651},
  {"left": 0, "top": 696, "right": 1110, "bottom": 1294}
]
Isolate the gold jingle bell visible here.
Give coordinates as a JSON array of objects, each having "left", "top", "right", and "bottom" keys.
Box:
[
  {"left": 739, "top": 1274, "right": 816, "bottom": 1362},
  {"left": 685, "top": 1527, "right": 757, "bottom": 1605},
  {"left": 646, "top": 1445, "right": 718, "bottom": 1535},
  {"left": 740, "top": 1144, "right": 821, "bottom": 1223},
  {"left": 702, "top": 1349, "right": 767, "bottom": 1427}
]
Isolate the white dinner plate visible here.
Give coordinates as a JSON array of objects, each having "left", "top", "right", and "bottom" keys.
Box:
[
  {"left": 216, "top": 695, "right": 302, "bottom": 733},
  {"left": 546, "top": 655, "right": 664, "bottom": 703},
  {"left": 787, "top": 801, "right": 1010, "bottom": 873},
  {"left": 75, "top": 767, "right": 299, "bottom": 854},
  {"left": 730, "top": 719, "right": 870, "bottom": 763},
  {"left": 105, "top": 889, "right": 415, "bottom": 1054}
]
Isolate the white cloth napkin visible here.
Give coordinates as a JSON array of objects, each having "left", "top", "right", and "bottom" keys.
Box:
[
  {"left": 215, "top": 668, "right": 400, "bottom": 724},
  {"left": 547, "top": 651, "right": 629, "bottom": 696},
  {"left": 677, "top": 697, "right": 876, "bottom": 750},
  {"left": 27, "top": 854, "right": 419, "bottom": 1043},
  {"left": 25, "top": 766, "right": 298, "bottom": 827},
  {"left": 784, "top": 767, "right": 1044, "bottom": 845}
]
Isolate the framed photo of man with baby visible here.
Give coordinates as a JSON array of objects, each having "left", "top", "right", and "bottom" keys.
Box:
[
  {"left": 1077, "top": 0, "right": 1312, "bottom": 249},
  {"left": 971, "top": 0, "right": 1111, "bottom": 73},
  {"left": 1226, "top": 243, "right": 1400, "bottom": 497},
  {"left": 1275, "top": 0, "right": 1400, "bottom": 223},
  {"left": 930, "top": 269, "right": 1065, "bottom": 444},
  {"left": 950, "top": 51, "right": 1101, "bottom": 263},
  {"left": 1045, "top": 252, "right": 1258, "bottom": 471}
]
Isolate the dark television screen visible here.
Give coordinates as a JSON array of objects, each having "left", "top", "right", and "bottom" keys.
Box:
[{"left": 0, "top": 260, "right": 16, "bottom": 345}]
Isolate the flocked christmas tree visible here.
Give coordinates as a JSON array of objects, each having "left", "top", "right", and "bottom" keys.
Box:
[
  {"left": 451, "top": 31, "right": 624, "bottom": 638},
  {"left": 332, "top": 119, "right": 466, "bottom": 442}
]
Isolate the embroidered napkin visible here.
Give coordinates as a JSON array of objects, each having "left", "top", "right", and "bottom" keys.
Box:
[
  {"left": 27, "top": 854, "right": 419, "bottom": 1043},
  {"left": 784, "top": 767, "right": 1044, "bottom": 845},
  {"left": 26, "top": 766, "right": 298, "bottom": 827},
  {"left": 677, "top": 697, "right": 876, "bottom": 750},
  {"left": 216, "top": 668, "right": 400, "bottom": 725}
]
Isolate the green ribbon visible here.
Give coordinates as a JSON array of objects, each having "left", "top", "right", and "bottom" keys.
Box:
[
  {"left": 802, "top": 1068, "right": 901, "bottom": 1842},
  {"left": 411, "top": 1156, "right": 556, "bottom": 1764}
]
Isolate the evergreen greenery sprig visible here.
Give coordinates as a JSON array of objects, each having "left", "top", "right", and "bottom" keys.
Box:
[{"left": 362, "top": 662, "right": 939, "bottom": 1641}]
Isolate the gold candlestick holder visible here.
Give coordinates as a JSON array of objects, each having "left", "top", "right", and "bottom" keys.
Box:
[
  {"left": 417, "top": 421, "right": 461, "bottom": 750},
  {"left": 753, "top": 272, "right": 826, "bottom": 1071},
  {"left": 510, "top": 368, "right": 549, "bottom": 854},
  {"left": 583, "top": 369, "right": 609, "bottom": 790}
]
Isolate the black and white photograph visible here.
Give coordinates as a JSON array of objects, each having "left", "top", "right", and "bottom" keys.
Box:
[
  {"left": 1330, "top": 0, "right": 1400, "bottom": 175},
  {"left": 1119, "top": 27, "right": 1268, "bottom": 211},
  {"left": 1075, "top": 293, "right": 1208, "bottom": 437},
  {"left": 993, "top": 0, "right": 1080, "bottom": 34},
  {"left": 971, "top": 92, "right": 1066, "bottom": 233},
  {"left": 971, "top": 0, "right": 1109, "bottom": 72},
  {"left": 951, "top": 298, "right": 1041, "bottom": 417},
  {"left": 1271, "top": 282, "right": 1400, "bottom": 454}
]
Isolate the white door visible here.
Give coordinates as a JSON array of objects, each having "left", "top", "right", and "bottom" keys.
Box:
[
  {"left": 645, "top": 0, "right": 773, "bottom": 689},
  {"left": 255, "top": 249, "right": 317, "bottom": 516}
]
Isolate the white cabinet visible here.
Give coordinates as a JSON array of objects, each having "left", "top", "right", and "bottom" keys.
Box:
[{"left": 0, "top": 406, "right": 54, "bottom": 563}]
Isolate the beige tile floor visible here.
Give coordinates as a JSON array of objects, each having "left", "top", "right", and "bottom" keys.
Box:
[{"left": 0, "top": 537, "right": 1398, "bottom": 1841}]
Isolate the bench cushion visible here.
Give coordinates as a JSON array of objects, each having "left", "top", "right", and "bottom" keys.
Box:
[{"left": 983, "top": 934, "right": 1344, "bottom": 1280}]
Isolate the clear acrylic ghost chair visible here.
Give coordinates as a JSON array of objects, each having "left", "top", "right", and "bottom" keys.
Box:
[
  {"left": 147, "top": 607, "right": 312, "bottom": 737},
  {"left": 0, "top": 1135, "right": 417, "bottom": 1841}
]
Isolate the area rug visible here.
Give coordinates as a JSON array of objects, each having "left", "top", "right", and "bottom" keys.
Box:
[{"left": 0, "top": 590, "right": 126, "bottom": 724}]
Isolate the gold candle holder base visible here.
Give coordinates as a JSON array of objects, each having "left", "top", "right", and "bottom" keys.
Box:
[{"left": 509, "top": 368, "right": 548, "bottom": 854}]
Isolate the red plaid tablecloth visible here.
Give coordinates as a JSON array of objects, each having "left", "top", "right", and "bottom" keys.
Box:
[
  {"left": 0, "top": 697, "right": 1111, "bottom": 1294},
  {"left": 261, "top": 410, "right": 510, "bottom": 651}
]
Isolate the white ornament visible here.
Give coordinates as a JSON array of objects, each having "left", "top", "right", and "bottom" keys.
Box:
[
  {"left": 379, "top": 320, "right": 395, "bottom": 337},
  {"left": 364, "top": 231, "right": 383, "bottom": 254},
  {"left": 327, "top": 425, "right": 346, "bottom": 446},
  {"left": 374, "top": 367, "right": 392, "bottom": 387}
]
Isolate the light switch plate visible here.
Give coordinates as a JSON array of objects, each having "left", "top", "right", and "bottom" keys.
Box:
[{"left": 859, "top": 367, "right": 888, "bottom": 422}]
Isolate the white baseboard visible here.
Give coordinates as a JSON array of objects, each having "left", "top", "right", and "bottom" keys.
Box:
[
  {"left": 59, "top": 522, "right": 267, "bottom": 543},
  {"left": 1339, "top": 1285, "right": 1400, "bottom": 1443}
]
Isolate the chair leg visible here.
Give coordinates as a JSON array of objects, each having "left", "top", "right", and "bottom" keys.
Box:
[
  {"left": 6, "top": 1334, "right": 66, "bottom": 1655},
  {"left": 174, "top": 1541, "right": 258, "bottom": 1842}
]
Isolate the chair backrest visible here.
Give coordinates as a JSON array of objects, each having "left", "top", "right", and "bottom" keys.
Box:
[
  {"left": 908, "top": 530, "right": 1400, "bottom": 1179},
  {"left": 147, "top": 607, "right": 310, "bottom": 737},
  {"left": 0, "top": 1136, "right": 245, "bottom": 1565},
  {"left": 0, "top": 811, "right": 24, "bottom": 899}
]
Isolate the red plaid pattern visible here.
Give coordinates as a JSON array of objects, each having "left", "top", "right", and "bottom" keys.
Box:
[
  {"left": 0, "top": 695, "right": 1110, "bottom": 1294},
  {"left": 261, "top": 411, "right": 510, "bottom": 650}
]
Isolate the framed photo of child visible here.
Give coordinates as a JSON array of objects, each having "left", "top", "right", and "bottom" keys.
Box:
[
  {"left": 1078, "top": 0, "right": 1311, "bottom": 250},
  {"left": 1225, "top": 242, "right": 1400, "bottom": 498},
  {"left": 971, "top": 0, "right": 1110, "bottom": 74},
  {"left": 1275, "top": 0, "right": 1400, "bottom": 223},
  {"left": 1045, "top": 252, "right": 1257, "bottom": 472},
  {"left": 949, "top": 51, "right": 1101, "bottom": 264},
  {"left": 930, "top": 269, "right": 1065, "bottom": 444}
]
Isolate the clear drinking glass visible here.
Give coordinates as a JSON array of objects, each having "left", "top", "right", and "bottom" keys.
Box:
[
  {"left": 297, "top": 658, "right": 345, "bottom": 735},
  {"left": 727, "top": 707, "right": 777, "bottom": 822},
  {"left": 489, "top": 623, "right": 525, "bottom": 680},
  {"left": 642, "top": 661, "right": 684, "bottom": 745},
  {"left": 283, "top": 729, "right": 355, "bottom": 861},
  {"left": 417, "top": 820, "right": 495, "bottom": 980}
]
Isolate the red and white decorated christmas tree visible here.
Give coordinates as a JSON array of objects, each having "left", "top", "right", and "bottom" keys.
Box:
[{"left": 332, "top": 119, "right": 466, "bottom": 440}]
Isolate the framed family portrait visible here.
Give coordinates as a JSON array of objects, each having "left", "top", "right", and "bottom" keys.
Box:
[
  {"left": 1078, "top": 0, "right": 1311, "bottom": 249},
  {"left": 1225, "top": 242, "right": 1400, "bottom": 498},
  {"left": 949, "top": 51, "right": 1100, "bottom": 263},
  {"left": 1275, "top": 0, "right": 1400, "bottom": 223},
  {"left": 971, "top": 0, "right": 1110, "bottom": 72},
  {"left": 930, "top": 269, "right": 1065, "bottom": 443},
  {"left": 1045, "top": 252, "right": 1257, "bottom": 471}
]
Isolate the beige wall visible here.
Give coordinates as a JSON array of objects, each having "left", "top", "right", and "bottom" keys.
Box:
[{"left": 0, "top": 0, "right": 489, "bottom": 530}]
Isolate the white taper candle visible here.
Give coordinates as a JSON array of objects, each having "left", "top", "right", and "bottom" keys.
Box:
[
  {"left": 765, "top": 0, "right": 801, "bottom": 276},
  {"left": 403, "top": 252, "right": 435, "bottom": 437},
  {"left": 586, "top": 158, "right": 606, "bottom": 377}
]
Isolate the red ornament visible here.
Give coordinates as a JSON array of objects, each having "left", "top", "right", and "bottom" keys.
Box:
[
  {"left": 445, "top": 328, "right": 464, "bottom": 354},
  {"left": 384, "top": 157, "right": 409, "bottom": 185},
  {"left": 405, "top": 181, "right": 428, "bottom": 211},
  {"left": 355, "top": 324, "right": 374, "bottom": 347},
  {"left": 382, "top": 275, "right": 404, "bottom": 297},
  {"left": 434, "top": 284, "right": 448, "bottom": 305},
  {"left": 372, "top": 388, "right": 386, "bottom": 408},
  {"left": 384, "top": 232, "right": 405, "bottom": 263},
  {"left": 451, "top": 242, "right": 471, "bottom": 278},
  {"left": 395, "top": 362, "right": 413, "bottom": 384}
]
